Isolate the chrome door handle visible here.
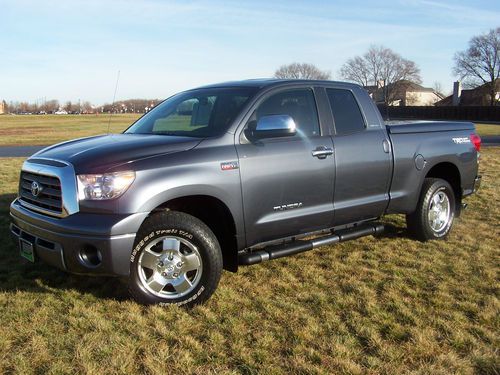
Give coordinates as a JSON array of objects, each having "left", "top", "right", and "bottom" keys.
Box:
[
  {"left": 382, "top": 139, "right": 391, "bottom": 153},
  {"left": 312, "top": 147, "right": 334, "bottom": 159}
]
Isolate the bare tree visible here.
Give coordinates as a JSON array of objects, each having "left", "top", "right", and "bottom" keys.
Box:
[
  {"left": 432, "top": 81, "right": 445, "bottom": 97},
  {"left": 81, "top": 101, "right": 94, "bottom": 113},
  {"left": 274, "top": 63, "right": 331, "bottom": 80},
  {"left": 340, "top": 45, "right": 421, "bottom": 105},
  {"left": 453, "top": 28, "right": 500, "bottom": 106},
  {"left": 64, "top": 101, "right": 72, "bottom": 112},
  {"left": 339, "top": 56, "right": 370, "bottom": 86},
  {"left": 44, "top": 100, "right": 60, "bottom": 113}
]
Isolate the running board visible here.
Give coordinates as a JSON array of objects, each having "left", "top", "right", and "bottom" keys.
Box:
[{"left": 238, "top": 223, "right": 384, "bottom": 266}]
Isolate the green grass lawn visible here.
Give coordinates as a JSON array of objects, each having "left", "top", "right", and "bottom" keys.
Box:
[
  {"left": 0, "top": 149, "right": 498, "bottom": 374},
  {"left": 0, "top": 114, "right": 498, "bottom": 147}
]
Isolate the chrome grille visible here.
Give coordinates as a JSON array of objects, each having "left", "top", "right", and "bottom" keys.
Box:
[
  {"left": 19, "top": 171, "right": 63, "bottom": 214},
  {"left": 18, "top": 158, "right": 79, "bottom": 218}
]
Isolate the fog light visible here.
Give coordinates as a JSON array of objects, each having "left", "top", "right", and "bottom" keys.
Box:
[{"left": 79, "top": 246, "right": 102, "bottom": 268}]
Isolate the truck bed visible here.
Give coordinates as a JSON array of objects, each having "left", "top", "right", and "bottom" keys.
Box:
[{"left": 386, "top": 120, "right": 475, "bottom": 134}]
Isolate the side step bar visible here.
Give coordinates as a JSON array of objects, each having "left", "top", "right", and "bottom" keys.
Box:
[{"left": 238, "top": 223, "right": 384, "bottom": 266}]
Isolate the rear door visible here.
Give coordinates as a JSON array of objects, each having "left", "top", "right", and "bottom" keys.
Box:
[
  {"left": 325, "top": 87, "right": 392, "bottom": 225},
  {"left": 236, "top": 87, "right": 336, "bottom": 246}
]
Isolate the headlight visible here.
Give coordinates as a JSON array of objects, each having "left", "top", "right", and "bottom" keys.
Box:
[{"left": 77, "top": 171, "right": 135, "bottom": 200}]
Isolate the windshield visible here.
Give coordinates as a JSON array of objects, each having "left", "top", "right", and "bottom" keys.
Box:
[{"left": 125, "top": 87, "right": 258, "bottom": 137}]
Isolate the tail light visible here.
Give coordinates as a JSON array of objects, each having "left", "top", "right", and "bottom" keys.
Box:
[{"left": 470, "top": 134, "right": 481, "bottom": 152}]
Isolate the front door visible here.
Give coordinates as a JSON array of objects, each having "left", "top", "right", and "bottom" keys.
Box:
[{"left": 236, "top": 88, "right": 336, "bottom": 246}]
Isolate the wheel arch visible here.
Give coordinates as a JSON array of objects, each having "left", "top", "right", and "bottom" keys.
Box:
[
  {"left": 147, "top": 195, "right": 239, "bottom": 272},
  {"left": 424, "top": 161, "right": 462, "bottom": 215}
]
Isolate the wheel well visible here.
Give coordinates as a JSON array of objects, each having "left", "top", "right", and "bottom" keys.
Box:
[
  {"left": 152, "top": 195, "right": 238, "bottom": 272},
  {"left": 425, "top": 162, "right": 462, "bottom": 214}
]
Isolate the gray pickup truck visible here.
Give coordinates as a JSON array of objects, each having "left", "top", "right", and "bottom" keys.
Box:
[{"left": 10, "top": 79, "right": 481, "bottom": 306}]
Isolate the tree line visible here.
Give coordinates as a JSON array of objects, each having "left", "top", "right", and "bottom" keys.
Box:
[
  {"left": 274, "top": 27, "right": 499, "bottom": 106},
  {"left": 5, "top": 98, "right": 162, "bottom": 115},
  {"left": 6, "top": 100, "right": 94, "bottom": 114}
]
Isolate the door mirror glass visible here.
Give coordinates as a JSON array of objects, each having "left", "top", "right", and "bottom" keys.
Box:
[{"left": 250, "top": 114, "right": 297, "bottom": 139}]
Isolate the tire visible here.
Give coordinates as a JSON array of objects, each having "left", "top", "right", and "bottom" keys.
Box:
[
  {"left": 406, "top": 178, "right": 456, "bottom": 241},
  {"left": 128, "top": 211, "right": 222, "bottom": 307}
]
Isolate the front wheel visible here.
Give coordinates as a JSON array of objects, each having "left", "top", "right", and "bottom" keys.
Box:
[
  {"left": 128, "top": 211, "right": 222, "bottom": 307},
  {"left": 406, "top": 178, "right": 456, "bottom": 241}
]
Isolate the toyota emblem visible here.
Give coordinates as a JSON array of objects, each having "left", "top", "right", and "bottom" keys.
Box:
[{"left": 31, "top": 181, "right": 42, "bottom": 197}]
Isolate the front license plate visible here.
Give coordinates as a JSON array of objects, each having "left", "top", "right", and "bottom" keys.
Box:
[{"left": 19, "top": 239, "right": 35, "bottom": 262}]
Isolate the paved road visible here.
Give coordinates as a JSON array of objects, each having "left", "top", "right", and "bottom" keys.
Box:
[
  {"left": 482, "top": 135, "right": 500, "bottom": 147},
  {"left": 0, "top": 145, "right": 46, "bottom": 157},
  {"left": 0, "top": 136, "right": 499, "bottom": 158}
]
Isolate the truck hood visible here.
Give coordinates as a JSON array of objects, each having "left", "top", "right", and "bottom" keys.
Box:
[{"left": 32, "top": 134, "right": 202, "bottom": 173}]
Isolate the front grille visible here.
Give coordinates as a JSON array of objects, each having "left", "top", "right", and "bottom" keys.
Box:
[{"left": 19, "top": 171, "right": 63, "bottom": 214}]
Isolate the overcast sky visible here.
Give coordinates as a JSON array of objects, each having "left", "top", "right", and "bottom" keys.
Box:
[{"left": 1, "top": 0, "right": 499, "bottom": 105}]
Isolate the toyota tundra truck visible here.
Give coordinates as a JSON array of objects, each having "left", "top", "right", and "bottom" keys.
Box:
[{"left": 10, "top": 79, "right": 481, "bottom": 307}]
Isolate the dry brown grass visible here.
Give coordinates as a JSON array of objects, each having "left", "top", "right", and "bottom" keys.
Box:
[
  {"left": 0, "top": 149, "right": 498, "bottom": 374},
  {"left": 0, "top": 114, "right": 140, "bottom": 146},
  {"left": 475, "top": 124, "right": 500, "bottom": 137}
]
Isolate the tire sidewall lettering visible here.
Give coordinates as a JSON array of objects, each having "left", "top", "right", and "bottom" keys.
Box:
[
  {"left": 130, "top": 229, "right": 195, "bottom": 262},
  {"left": 158, "top": 285, "right": 205, "bottom": 307}
]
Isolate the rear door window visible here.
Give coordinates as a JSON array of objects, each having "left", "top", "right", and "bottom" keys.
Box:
[{"left": 326, "top": 89, "right": 365, "bottom": 135}]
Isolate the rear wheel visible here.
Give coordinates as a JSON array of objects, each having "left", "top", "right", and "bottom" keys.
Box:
[
  {"left": 406, "top": 178, "right": 456, "bottom": 241},
  {"left": 128, "top": 211, "right": 222, "bottom": 307}
]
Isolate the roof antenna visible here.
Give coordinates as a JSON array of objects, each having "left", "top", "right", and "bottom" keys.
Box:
[{"left": 107, "top": 70, "right": 120, "bottom": 134}]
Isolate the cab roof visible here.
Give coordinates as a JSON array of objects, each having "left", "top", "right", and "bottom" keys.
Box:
[{"left": 194, "top": 79, "right": 360, "bottom": 91}]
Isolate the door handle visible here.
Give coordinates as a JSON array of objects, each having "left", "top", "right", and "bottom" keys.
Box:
[
  {"left": 382, "top": 139, "right": 391, "bottom": 153},
  {"left": 312, "top": 147, "right": 334, "bottom": 159}
]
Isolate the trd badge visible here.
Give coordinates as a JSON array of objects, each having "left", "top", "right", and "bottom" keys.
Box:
[{"left": 221, "top": 161, "right": 239, "bottom": 171}]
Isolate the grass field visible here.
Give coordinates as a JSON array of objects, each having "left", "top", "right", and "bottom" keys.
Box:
[
  {"left": 0, "top": 114, "right": 140, "bottom": 146},
  {"left": 0, "top": 148, "right": 498, "bottom": 373},
  {"left": 474, "top": 123, "right": 500, "bottom": 136},
  {"left": 0, "top": 114, "right": 498, "bottom": 146}
]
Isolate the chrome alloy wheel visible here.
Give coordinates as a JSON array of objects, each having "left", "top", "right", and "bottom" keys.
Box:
[
  {"left": 137, "top": 236, "right": 203, "bottom": 298},
  {"left": 427, "top": 189, "right": 451, "bottom": 233}
]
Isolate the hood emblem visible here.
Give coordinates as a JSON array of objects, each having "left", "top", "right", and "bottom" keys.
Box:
[{"left": 31, "top": 181, "right": 42, "bottom": 197}]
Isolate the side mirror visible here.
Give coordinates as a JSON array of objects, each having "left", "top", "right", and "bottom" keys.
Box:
[{"left": 249, "top": 115, "right": 297, "bottom": 139}]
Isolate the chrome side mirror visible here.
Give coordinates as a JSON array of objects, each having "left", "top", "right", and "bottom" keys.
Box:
[{"left": 250, "top": 115, "right": 297, "bottom": 139}]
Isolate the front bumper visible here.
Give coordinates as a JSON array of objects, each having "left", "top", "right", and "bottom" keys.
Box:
[{"left": 10, "top": 198, "right": 149, "bottom": 276}]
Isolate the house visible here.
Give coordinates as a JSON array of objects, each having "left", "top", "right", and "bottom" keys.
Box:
[
  {"left": 435, "top": 80, "right": 500, "bottom": 106},
  {"left": 365, "top": 80, "right": 444, "bottom": 106},
  {"left": 0, "top": 100, "right": 6, "bottom": 114}
]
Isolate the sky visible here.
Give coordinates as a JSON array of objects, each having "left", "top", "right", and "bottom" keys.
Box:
[{"left": 1, "top": 0, "right": 499, "bottom": 105}]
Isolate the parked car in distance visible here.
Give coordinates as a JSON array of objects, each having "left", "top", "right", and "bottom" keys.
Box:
[
  {"left": 10, "top": 79, "right": 481, "bottom": 307},
  {"left": 54, "top": 110, "right": 68, "bottom": 115}
]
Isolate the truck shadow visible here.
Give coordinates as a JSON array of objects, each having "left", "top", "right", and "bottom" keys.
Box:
[{"left": 380, "top": 223, "right": 411, "bottom": 239}]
